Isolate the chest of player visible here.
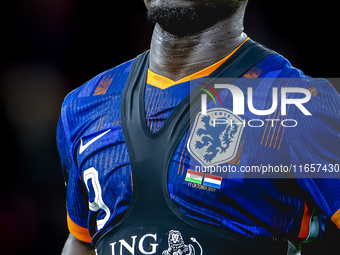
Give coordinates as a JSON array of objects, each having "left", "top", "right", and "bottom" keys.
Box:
[{"left": 74, "top": 112, "right": 295, "bottom": 233}]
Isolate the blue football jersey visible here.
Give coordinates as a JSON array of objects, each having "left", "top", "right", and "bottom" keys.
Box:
[{"left": 57, "top": 39, "right": 340, "bottom": 246}]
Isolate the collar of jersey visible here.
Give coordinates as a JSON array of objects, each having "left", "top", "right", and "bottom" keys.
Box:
[{"left": 146, "top": 37, "right": 249, "bottom": 90}]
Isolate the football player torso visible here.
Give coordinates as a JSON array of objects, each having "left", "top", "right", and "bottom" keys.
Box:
[{"left": 57, "top": 39, "right": 340, "bottom": 249}]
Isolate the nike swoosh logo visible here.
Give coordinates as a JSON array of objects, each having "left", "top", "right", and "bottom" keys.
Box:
[{"left": 79, "top": 129, "right": 111, "bottom": 155}]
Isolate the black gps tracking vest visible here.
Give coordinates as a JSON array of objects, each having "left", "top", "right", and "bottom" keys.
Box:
[{"left": 95, "top": 40, "right": 289, "bottom": 255}]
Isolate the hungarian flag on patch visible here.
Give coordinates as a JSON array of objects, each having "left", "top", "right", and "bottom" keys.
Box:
[
  {"left": 185, "top": 170, "right": 204, "bottom": 184},
  {"left": 203, "top": 174, "right": 223, "bottom": 189}
]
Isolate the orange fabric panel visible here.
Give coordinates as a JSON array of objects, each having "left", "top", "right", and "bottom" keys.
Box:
[
  {"left": 67, "top": 213, "right": 92, "bottom": 243},
  {"left": 297, "top": 201, "right": 311, "bottom": 241},
  {"left": 146, "top": 37, "right": 250, "bottom": 89},
  {"left": 331, "top": 208, "right": 340, "bottom": 229}
]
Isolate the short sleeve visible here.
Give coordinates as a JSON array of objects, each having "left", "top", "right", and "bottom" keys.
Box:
[
  {"left": 290, "top": 82, "right": 340, "bottom": 229},
  {"left": 57, "top": 105, "right": 92, "bottom": 243}
]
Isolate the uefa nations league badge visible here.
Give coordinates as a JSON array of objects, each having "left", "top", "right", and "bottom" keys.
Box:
[{"left": 187, "top": 108, "right": 244, "bottom": 166}]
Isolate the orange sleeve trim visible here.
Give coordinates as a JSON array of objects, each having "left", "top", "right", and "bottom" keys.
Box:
[
  {"left": 67, "top": 213, "right": 92, "bottom": 243},
  {"left": 146, "top": 37, "right": 250, "bottom": 89},
  {"left": 331, "top": 208, "right": 340, "bottom": 229},
  {"left": 297, "top": 201, "right": 311, "bottom": 241}
]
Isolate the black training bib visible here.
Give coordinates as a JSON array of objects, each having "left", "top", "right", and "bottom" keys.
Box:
[{"left": 95, "top": 40, "right": 288, "bottom": 255}]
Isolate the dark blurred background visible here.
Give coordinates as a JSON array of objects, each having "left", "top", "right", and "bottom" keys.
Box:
[{"left": 0, "top": 1, "right": 339, "bottom": 254}]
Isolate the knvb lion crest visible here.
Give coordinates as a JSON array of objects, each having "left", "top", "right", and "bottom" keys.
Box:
[{"left": 188, "top": 108, "right": 244, "bottom": 166}]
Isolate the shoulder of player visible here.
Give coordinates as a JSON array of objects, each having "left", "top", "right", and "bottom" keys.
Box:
[
  {"left": 274, "top": 57, "right": 340, "bottom": 118},
  {"left": 61, "top": 58, "right": 135, "bottom": 107},
  {"left": 262, "top": 54, "right": 337, "bottom": 92},
  {"left": 57, "top": 58, "right": 136, "bottom": 158}
]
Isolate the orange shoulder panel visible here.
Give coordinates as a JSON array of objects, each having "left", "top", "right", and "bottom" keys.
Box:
[
  {"left": 67, "top": 213, "right": 92, "bottom": 243},
  {"left": 331, "top": 208, "right": 340, "bottom": 229},
  {"left": 297, "top": 201, "right": 311, "bottom": 241}
]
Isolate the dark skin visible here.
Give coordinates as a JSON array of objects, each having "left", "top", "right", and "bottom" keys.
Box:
[
  {"left": 61, "top": 233, "right": 95, "bottom": 255},
  {"left": 61, "top": 1, "right": 247, "bottom": 254},
  {"left": 146, "top": 0, "right": 248, "bottom": 81}
]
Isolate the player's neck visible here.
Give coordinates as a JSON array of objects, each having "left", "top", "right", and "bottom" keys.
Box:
[{"left": 149, "top": 10, "right": 246, "bottom": 82}]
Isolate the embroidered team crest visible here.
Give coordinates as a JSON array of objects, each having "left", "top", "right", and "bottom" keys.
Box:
[{"left": 188, "top": 108, "right": 244, "bottom": 166}]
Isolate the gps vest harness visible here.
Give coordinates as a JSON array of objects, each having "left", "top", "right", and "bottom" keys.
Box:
[{"left": 95, "top": 40, "right": 289, "bottom": 255}]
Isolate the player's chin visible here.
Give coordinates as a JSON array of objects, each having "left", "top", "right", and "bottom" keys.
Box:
[
  {"left": 145, "top": 0, "right": 243, "bottom": 10},
  {"left": 147, "top": 5, "right": 204, "bottom": 37},
  {"left": 145, "top": 0, "right": 194, "bottom": 10},
  {"left": 146, "top": 3, "right": 234, "bottom": 37}
]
